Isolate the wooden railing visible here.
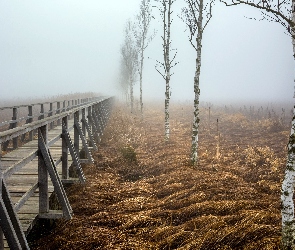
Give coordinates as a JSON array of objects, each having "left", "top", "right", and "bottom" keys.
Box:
[
  {"left": 0, "top": 97, "right": 103, "bottom": 152},
  {"left": 0, "top": 96, "right": 114, "bottom": 250}
]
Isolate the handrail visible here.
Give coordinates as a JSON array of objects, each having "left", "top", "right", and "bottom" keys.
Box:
[
  {"left": 0, "top": 97, "right": 99, "bottom": 111},
  {"left": 0, "top": 97, "right": 108, "bottom": 143},
  {"left": 0, "top": 97, "right": 104, "bottom": 128}
]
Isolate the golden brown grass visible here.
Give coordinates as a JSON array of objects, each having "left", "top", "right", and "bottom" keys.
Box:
[{"left": 30, "top": 101, "right": 288, "bottom": 249}]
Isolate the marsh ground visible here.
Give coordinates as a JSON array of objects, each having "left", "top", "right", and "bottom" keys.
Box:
[{"left": 29, "top": 101, "right": 290, "bottom": 249}]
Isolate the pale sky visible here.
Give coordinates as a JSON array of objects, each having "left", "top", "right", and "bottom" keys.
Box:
[{"left": 0, "top": 0, "right": 294, "bottom": 105}]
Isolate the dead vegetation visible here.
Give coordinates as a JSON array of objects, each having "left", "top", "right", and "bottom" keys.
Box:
[{"left": 29, "top": 101, "right": 289, "bottom": 249}]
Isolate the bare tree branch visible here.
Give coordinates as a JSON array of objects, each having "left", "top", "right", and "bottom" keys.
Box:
[{"left": 221, "top": 0, "right": 294, "bottom": 34}]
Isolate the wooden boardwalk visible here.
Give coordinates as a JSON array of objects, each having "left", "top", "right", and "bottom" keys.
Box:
[{"left": 0, "top": 97, "right": 113, "bottom": 250}]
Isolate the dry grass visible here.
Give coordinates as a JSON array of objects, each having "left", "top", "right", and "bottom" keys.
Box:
[{"left": 29, "top": 101, "right": 288, "bottom": 249}]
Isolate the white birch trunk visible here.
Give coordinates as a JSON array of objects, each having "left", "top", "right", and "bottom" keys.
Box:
[
  {"left": 165, "top": 75, "right": 170, "bottom": 141},
  {"left": 130, "top": 79, "right": 134, "bottom": 113},
  {"left": 281, "top": 107, "right": 295, "bottom": 249},
  {"left": 164, "top": 0, "right": 172, "bottom": 141},
  {"left": 191, "top": 0, "right": 203, "bottom": 164},
  {"left": 139, "top": 46, "right": 144, "bottom": 121},
  {"left": 281, "top": 2, "right": 295, "bottom": 247}
]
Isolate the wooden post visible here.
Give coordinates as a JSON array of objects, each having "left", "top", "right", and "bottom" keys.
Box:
[
  {"left": 71, "top": 100, "right": 74, "bottom": 119},
  {"left": 62, "top": 101, "right": 66, "bottom": 113},
  {"left": 82, "top": 108, "right": 86, "bottom": 136},
  {"left": 87, "top": 106, "right": 93, "bottom": 147},
  {"left": 102, "top": 101, "right": 108, "bottom": 127},
  {"left": 39, "top": 104, "right": 44, "bottom": 120},
  {"left": 101, "top": 102, "right": 106, "bottom": 129},
  {"left": 96, "top": 104, "right": 101, "bottom": 129},
  {"left": 49, "top": 103, "right": 53, "bottom": 130},
  {"left": 38, "top": 125, "right": 49, "bottom": 214},
  {"left": 98, "top": 103, "right": 105, "bottom": 132},
  {"left": 57, "top": 102, "right": 61, "bottom": 126},
  {"left": 28, "top": 105, "right": 34, "bottom": 140},
  {"left": 12, "top": 107, "right": 18, "bottom": 149},
  {"left": 62, "top": 116, "right": 69, "bottom": 180},
  {"left": 74, "top": 111, "right": 79, "bottom": 156}
]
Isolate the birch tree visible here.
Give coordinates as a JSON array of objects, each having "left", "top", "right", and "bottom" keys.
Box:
[
  {"left": 121, "top": 20, "right": 139, "bottom": 113},
  {"left": 221, "top": 0, "right": 295, "bottom": 247},
  {"left": 119, "top": 58, "right": 130, "bottom": 103},
  {"left": 134, "top": 0, "right": 155, "bottom": 120},
  {"left": 181, "top": 0, "right": 214, "bottom": 164},
  {"left": 154, "top": 0, "right": 178, "bottom": 141}
]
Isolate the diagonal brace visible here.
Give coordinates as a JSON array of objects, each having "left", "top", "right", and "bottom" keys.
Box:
[
  {"left": 0, "top": 176, "right": 30, "bottom": 250},
  {"left": 74, "top": 120, "right": 94, "bottom": 163},
  {"left": 38, "top": 131, "right": 72, "bottom": 219}
]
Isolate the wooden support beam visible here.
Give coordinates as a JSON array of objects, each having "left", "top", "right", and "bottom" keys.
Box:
[
  {"left": 38, "top": 130, "right": 72, "bottom": 219},
  {"left": 74, "top": 111, "right": 79, "bottom": 159},
  {"left": 57, "top": 102, "right": 61, "bottom": 126},
  {"left": 62, "top": 125, "right": 86, "bottom": 183},
  {"left": 49, "top": 103, "right": 53, "bottom": 130},
  {"left": 81, "top": 118, "right": 97, "bottom": 151},
  {"left": 82, "top": 108, "right": 86, "bottom": 137},
  {"left": 14, "top": 182, "right": 39, "bottom": 212},
  {"left": 12, "top": 107, "right": 18, "bottom": 149},
  {"left": 39, "top": 104, "right": 44, "bottom": 120},
  {"left": 74, "top": 119, "right": 94, "bottom": 163},
  {"left": 62, "top": 116, "right": 69, "bottom": 180},
  {"left": 0, "top": 175, "right": 29, "bottom": 250},
  {"left": 38, "top": 125, "right": 49, "bottom": 214},
  {"left": 3, "top": 151, "right": 38, "bottom": 179}
]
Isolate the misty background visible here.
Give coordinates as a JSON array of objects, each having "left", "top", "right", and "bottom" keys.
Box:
[{"left": 0, "top": 0, "right": 294, "bottom": 106}]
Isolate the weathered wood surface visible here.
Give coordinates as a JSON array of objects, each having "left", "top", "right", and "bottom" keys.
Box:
[
  {"left": 2, "top": 119, "right": 78, "bottom": 249},
  {"left": 0, "top": 96, "right": 113, "bottom": 250}
]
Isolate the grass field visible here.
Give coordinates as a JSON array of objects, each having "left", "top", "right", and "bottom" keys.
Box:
[{"left": 29, "top": 100, "right": 291, "bottom": 249}]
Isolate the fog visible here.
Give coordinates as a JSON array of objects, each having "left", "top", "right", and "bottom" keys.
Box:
[{"left": 0, "top": 0, "right": 294, "bottom": 106}]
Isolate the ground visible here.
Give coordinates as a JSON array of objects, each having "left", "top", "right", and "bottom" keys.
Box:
[{"left": 29, "top": 101, "right": 289, "bottom": 249}]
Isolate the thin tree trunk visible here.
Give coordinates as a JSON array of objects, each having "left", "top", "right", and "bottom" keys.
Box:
[
  {"left": 191, "top": 0, "right": 203, "bottom": 164},
  {"left": 130, "top": 80, "right": 134, "bottom": 113},
  {"left": 165, "top": 76, "right": 170, "bottom": 140},
  {"left": 281, "top": 3, "right": 295, "bottom": 247},
  {"left": 164, "top": 0, "right": 171, "bottom": 141},
  {"left": 139, "top": 47, "right": 144, "bottom": 120}
]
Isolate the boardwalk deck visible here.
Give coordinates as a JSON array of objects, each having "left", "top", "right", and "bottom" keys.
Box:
[{"left": 0, "top": 96, "right": 113, "bottom": 250}]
